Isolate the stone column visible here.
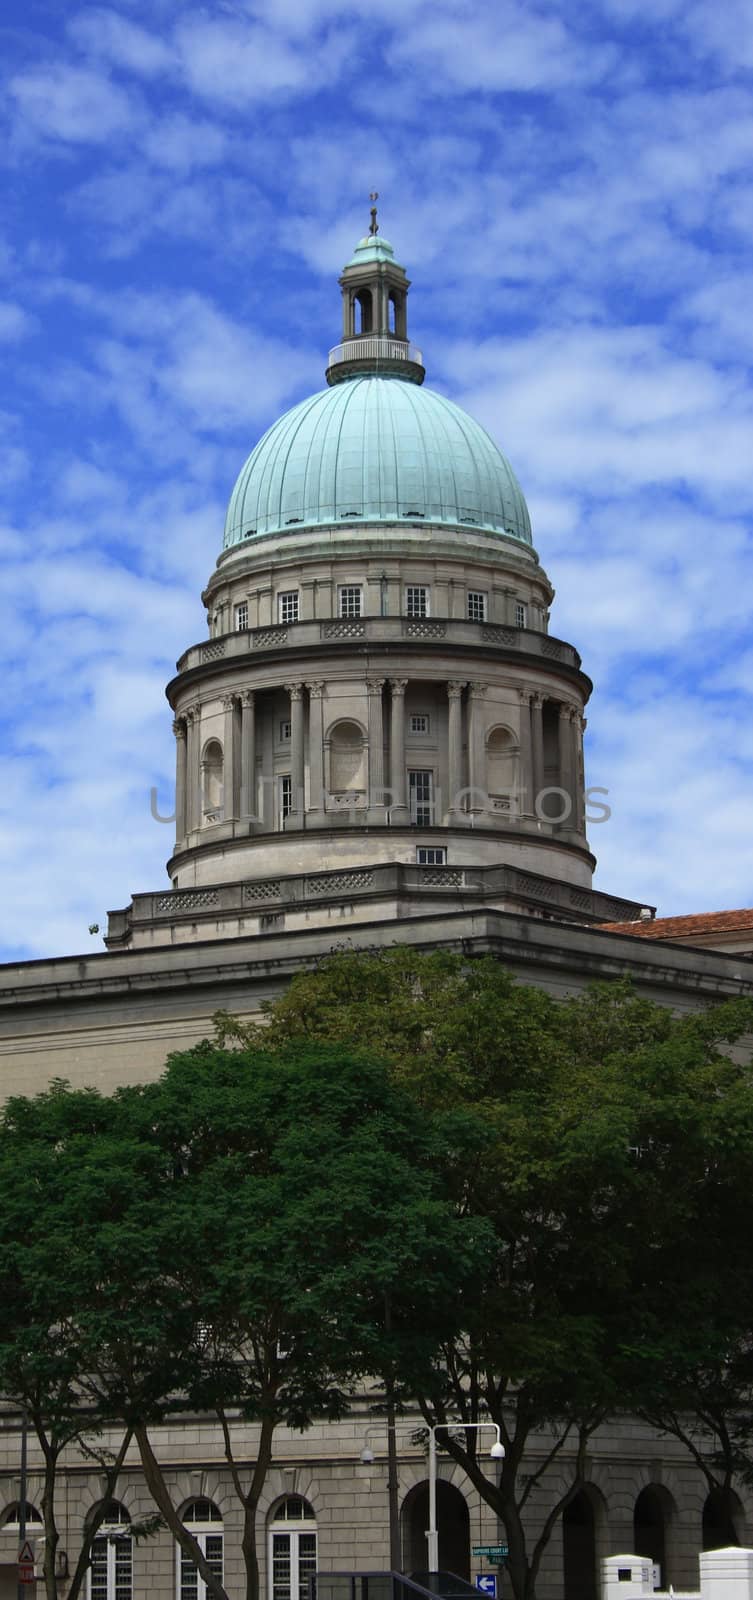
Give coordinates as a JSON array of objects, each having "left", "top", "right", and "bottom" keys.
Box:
[
  {"left": 531, "top": 693, "right": 545, "bottom": 814},
  {"left": 559, "top": 704, "right": 576, "bottom": 829},
  {"left": 367, "top": 678, "right": 386, "bottom": 815},
  {"left": 389, "top": 678, "right": 408, "bottom": 817},
  {"left": 285, "top": 682, "right": 305, "bottom": 817},
  {"left": 467, "top": 681, "right": 488, "bottom": 811},
  {"left": 575, "top": 714, "right": 587, "bottom": 834},
  {"left": 447, "top": 681, "right": 465, "bottom": 817},
  {"left": 173, "top": 718, "right": 187, "bottom": 841},
  {"left": 240, "top": 691, "right": 256, "bottom": 822},
  {"left": 306, "top": 682, "right": 325, "bottom": 814},
  {"left": 517, "top": 691, "right": 533, "bottom": 817},
  {"left": 185, "top": 705, "right": 199, "bottom": 832},
  {"left": 222, "top": 695, "right": 238, "bottom": 820}
]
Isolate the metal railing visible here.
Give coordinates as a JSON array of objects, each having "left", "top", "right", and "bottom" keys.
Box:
[{"left": 328, "top": 337, "right": 424, "bottom": 367}]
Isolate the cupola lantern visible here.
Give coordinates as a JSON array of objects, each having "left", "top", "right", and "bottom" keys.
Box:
[{"left": 326, "top": 200, "right": 425, "bottom": 385}]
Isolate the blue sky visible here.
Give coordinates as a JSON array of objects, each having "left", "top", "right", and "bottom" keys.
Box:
[{"left": 1, "top": 0, "right": 753, "bottom": 960}]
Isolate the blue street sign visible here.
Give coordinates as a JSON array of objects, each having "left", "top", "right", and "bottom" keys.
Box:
[{"left": 476, "top": 1578, "right": 497, "bottom": 1597}]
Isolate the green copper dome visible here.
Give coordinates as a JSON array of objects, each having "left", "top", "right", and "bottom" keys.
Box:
[{"left": 223, "top": 377, "right": 532, "bottom": 547}]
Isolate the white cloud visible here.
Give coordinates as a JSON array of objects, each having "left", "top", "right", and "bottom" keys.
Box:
[
  {"left": 9, "top": 63, "right": 139, "bottom": 144},
  {"left": 68, "top": 7, "right": 176, "bottom": 76},
  {"left": 174, "top": 16, "right": 355, "bottom": 105},
  {"left": 0, "top": 301, "right": 35, "bottom": 341}
]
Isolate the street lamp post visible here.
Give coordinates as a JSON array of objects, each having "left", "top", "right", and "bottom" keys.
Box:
[
  {"left": 427, "top": 1422, "right": 505, "bottom": 1574},
  {"left": 360, "top": 1421, "right": 421, "bottom": 1572}
]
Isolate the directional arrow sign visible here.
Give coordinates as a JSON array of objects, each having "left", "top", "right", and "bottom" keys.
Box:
[{"left": 476, "top": 1576, "right": 497, "bottom": 1596}]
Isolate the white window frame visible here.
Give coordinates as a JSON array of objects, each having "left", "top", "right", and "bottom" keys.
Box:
[
  {"left": 515, "top": 602, "right": 527, "bottom": 629},
  {"left": 405, "top": 585, "right": 430, "bottom": 618},
  {"left": 416, "top": 846, "right": 446, "bottom": 866},
  {"left": 278, "top": 591, "right": 299, "bottom": 624},
  {"left": 409, "top": 714, "right": 430, "bottom": 735},
  {"left": 467, "top": 590, "right": 487, "bottom": 622},
  {"left": 279, "top": 775, "right": 292, "bottom": 826},
  {"left": 338, "top": 586, "right": 362, "bottom": 618},
  {"left": 409, "top": 769, "right": 434, "bottom": 827},
  {"left": 177, "top": 1503, "right": 223, "bottom": 1600},
  {"left": 89, "top": 1506, "right": 132, "bottom": 1600},
  {"left": 268, "top": 1500, "right": 317, "bottom": 1600},
  {"left": 279, "top": 720, "right": 292, "bottom": 742},
  {"left": 235, "top": 602, "right": 249, "bottom": 631}
]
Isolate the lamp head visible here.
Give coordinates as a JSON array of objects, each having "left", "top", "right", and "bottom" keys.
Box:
[
  {"left": 360, "top": 1447, "right": 375, "bottom": 1464},
  {"left": 490, "top": 1441, "right": 506, "bottom": 1460}
]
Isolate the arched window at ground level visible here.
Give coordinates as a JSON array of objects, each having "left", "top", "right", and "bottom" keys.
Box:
[
  {"left": 563, "top": 1488, "right": 604, "bottom": 1600},
  {"left": 88, "top": 1501, "right": 132, "bottom": 1600},
  {"left": 0, "top": 1503, "right": 42, "bottom": 1531},
  {"left": 178, "top": 1500, "right": 223, "bottom": 1600},
  {"left": 703, "top": 1488, "right": 744, "bottom": 1550},
  {"left": 268, "top": 1497, "right": 317, "bottom": 1600},
  {"left": 400, "top": 1481, "right": 470, "bottom": 1580},
  {"left": 634, "top": 1485, "right": 675, "bottom": 1587}
]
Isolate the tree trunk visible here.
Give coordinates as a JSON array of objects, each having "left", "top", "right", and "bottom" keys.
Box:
[
  {"left": 240, "top": 1412, "right": 276, "bottom": 1600},
  {"left": 135, "top": 1425, "right": 231, "bottom": 1600}
]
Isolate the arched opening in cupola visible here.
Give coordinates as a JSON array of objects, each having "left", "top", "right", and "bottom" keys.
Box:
[{"left": 354, "top": 289, "right": 373, "bottom": 335}]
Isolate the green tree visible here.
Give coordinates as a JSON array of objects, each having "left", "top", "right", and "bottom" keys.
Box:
[
  {"left": 0, "top": 1084, "right": 166, "bottom": 1600},
  {"left": 1, "top": 1044, "right": 489, "bottom": 1600},
  {"left": 216, "top": 951, "right": 753, "bottom": 1600}
]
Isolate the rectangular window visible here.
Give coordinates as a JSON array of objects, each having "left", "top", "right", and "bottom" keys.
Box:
[
  {"left": 409, "top": 714, "right": 430, "bottom": 735},
  {"left": 235, "top": 602, "right": 248, "bottom": 630},
  {"left": 338, "top": 586, "right": 362, "bottom": 618},
  {"left": 405, "top": 585, "right": 429, "bottom": 617},
  {"left": 279, "top": 775, "right": 292, "bottom": 825},
  {"left": 467, "top": 591, "right": 487, "bottom": 622},
  {"left": 515, "top": 602, "right": 527, "bottom": 628},
  {"left": 409, "top": 769, "right": 434, "bottom": 827},
  {"left": 278, "top": 591, "right": 299, "bottom": 624},
  {"left": 417, "top": 846, "right": 446, "bottom": 866},
  {"left": 279, "top": 720, "right": 291, "bottom": 742}
]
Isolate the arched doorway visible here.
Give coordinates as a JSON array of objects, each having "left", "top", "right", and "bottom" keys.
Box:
[
  {"left": 634, "top": 1486, "right": 673, "bottom": 1586},
  {"left": 563, "top": 1490, "right": 597, "bottom": 1600},
  {"left": 401, "top": 1481, "right": 470, "bottom": 1579},
  {"left": 703, "top": 1488, "right": 743, "bottom": 1551}
]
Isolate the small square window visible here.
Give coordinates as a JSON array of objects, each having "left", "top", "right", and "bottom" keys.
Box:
[
  {"left": 467, "top": 591, "right": 487, "bottom": 622},
  {"left": 410, "top": 714, "right": 430, "bottom": 735},
  {"left": 339, "top": 586, "right": 362, "bottom": 618},
  {"left": 515, "top": 602, "right": 527, "bottom": 629},
  {"left": 405, "top": 585, "right": 429, "bottom": 618},
  {"left": 278, "top": 591, "right": 299, "bottom": 624},
  {"left": 279, "top": 720, "right": 291, "bottom": 741},
  {"left": 416, "top": 847, "right": 446, "bottom": 866},
  {"left": 235, "top": 602, "right": 248, "bottom": 631}
]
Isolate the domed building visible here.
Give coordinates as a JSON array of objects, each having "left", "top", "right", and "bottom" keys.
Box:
[
  {"left": 3, "top": 216, "right": 753, "bottom": 1600},
  {"left": 106, "top": 219, "right": 640, "bottom": 950}
]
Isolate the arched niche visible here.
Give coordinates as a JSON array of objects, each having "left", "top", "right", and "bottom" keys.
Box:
[
  {"left": 201, "top": 739, "right": 224, "bottom": 816},
  {"left": 400, "top": 1479, "right": 470, "bottom": 1580},
  {"left": 327, "top": 719, "right": 367, "bottom": 797},
  {"left": 486, "top": 725, "right": 520, "bottom": 811}
]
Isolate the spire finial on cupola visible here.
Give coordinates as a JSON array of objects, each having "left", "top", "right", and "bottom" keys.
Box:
[{"left": 325, "top": 207, "right": 425, "bottom": 387}]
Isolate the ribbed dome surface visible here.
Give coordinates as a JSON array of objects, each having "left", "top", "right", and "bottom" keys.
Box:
[{"left": 223, "top": 377, "right": 532, "bottom": 547}]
